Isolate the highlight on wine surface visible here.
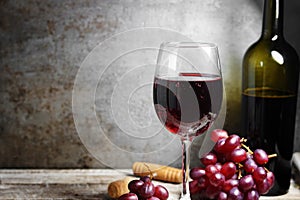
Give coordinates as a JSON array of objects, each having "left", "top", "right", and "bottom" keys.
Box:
[{"left": 153, "top": 42, "right": 223, "bottom": 200}]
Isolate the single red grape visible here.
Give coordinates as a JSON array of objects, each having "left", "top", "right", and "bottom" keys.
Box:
[
  {"left": 214, "top": 138, "right": 227, "bottom": 154},
  {"left": 218, "top": 191, "right": 228, "bottom": 200},
  {"left": 201, "top": 152, "right": 217, "bottom": 166},
  {"left": 244, "top": 189, "right": 259, "bottom": 200},
  {"left": 209, "top": 172, "right": 225, "bottom": 187},
  {"left": 253, "top": 149, "right": 269, "bottom": 165},
  {"left": 230, "top": 148, "right": 247, "bottom": 163},
  {"left": 220, "top": 162, "right": 236, "bottom": 179},
  {"left": 205, "top": 164, "right": 219, "bottom": 178},
  {"left": 223, "top": 135, "right": 241, "bottom": 153},
  {"left": 228, "top": 186, "right": 244, "bottom": 200},
  {"left": 256, "top": 178, "right": 271, "bottom": 195},
  {"left": 190, "top": 167, "right": 205, "bottom": 180},
  {"left": 211, "top": 129, "right": 228, "bottom": 142},
  {"left": 243, "top": 158, "right": 258, "bottom": 174},
  {"left": 128, "top": 179, "right": 144, "bottom": 194},
  {"left": 222, "top": 179, "right": 239, "bottom": 193},
  {"left": 153, "top": 185, "right": 169, "bottom": 200},
  {"left": 139, "top": 182, "right": 155, "bottom": 198},
  {"left": 239, "top": 174, "right": 255, "bottom": 192},
  {"left": 118, "top": 193, "right": 138, "bottom": 200},
  {"left": 252, "top": 167, "right": 267, "bottom": 184}
]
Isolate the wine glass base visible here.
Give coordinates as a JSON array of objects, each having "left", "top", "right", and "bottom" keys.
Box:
[{"left": 180, "top": 193, "right": 191, "bottom": 200}]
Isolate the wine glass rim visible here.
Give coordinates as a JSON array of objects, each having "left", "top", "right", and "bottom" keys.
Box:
[{"left": 161, "top": 41, "right": 217, "bottom": 48}]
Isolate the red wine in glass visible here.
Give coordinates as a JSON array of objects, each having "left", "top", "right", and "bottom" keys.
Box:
[{"left": 153, "top": 73, "right": 223, "bottom": 139}]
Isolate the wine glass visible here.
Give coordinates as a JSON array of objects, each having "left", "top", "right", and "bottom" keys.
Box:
[{"left": 153, "top": 42, "right": 223, "bottom": 199}]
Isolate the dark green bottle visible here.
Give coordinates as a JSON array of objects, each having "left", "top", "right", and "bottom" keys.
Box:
[{"left": 242, "top": 0, "right": 299, "bottom": 195}]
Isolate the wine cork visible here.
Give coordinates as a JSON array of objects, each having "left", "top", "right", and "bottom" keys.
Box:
[
  {"left": 107, "top": 176, "right": 133, "bottom": 199},
  {"left": 132, "top": 162, "right": 182, "bottom": 183}
]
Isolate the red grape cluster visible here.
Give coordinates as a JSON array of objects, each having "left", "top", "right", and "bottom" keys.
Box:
[
  {"left": 189, "top": 129, "right": 276, "bottom": 200},
  {"left": 118, "top": 176, "right": 169, "bottom": 200}
]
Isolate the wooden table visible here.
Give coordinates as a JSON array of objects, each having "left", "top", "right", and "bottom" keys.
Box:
[{"left": 0, "top": 169, "right": 299, "bottom": 199}]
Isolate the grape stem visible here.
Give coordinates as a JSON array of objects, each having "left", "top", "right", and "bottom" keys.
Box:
[
  {"left": 143, "top": 163, "right": 154, "bottom": 179},
  {"left": 240, "top": 138, "right": 247, "bottom": 143},
  {"left": 241, "top": 143, "right": 253, "bottom": 154},
  {"left": 268, "top": 153, "right": 277, "bottom": 159},
  {"left": 238, "top": 168, "right": 242, "bottom": 179},
  {"left": 264, "top": 167, "right": 270, "bottom": 173}
]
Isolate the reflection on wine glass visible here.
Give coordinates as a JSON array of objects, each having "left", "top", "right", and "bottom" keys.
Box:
[{"left": 153, "top": 42, "right": 223, "bottom": 199}]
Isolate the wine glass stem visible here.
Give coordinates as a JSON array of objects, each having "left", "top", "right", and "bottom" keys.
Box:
[{"left": 181, "top": 138, "right": 192, "bottom": 199}]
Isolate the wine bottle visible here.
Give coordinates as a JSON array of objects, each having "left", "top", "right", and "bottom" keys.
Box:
[{"left": 241, "top": 0, "right": 299, "bottom": 195}]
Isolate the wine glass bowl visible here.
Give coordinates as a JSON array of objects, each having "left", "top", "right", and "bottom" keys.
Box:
[
  {"left": 153, "top": 42, "right": 223, "bottom": 199},
  {"left": 154, "top": 42, "right": 223, "bottom": 140}
]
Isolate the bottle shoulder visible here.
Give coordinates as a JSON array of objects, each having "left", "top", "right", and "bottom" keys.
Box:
[{"left": 243, "top": 38, "right": 299, "bottom": 65}]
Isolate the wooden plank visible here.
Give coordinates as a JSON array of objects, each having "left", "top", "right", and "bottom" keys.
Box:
[
  {"left": 0, "top": 184, "right": 106, "bottom": 199},
  {"left": 0, "top": 169, "right": 299, "bottom": 199},
  {"left": 0, "top": 169, "right": 130, "bottom": 184},
  {"left": 0, "top": 169, "right": 181, "bottom": 199}
]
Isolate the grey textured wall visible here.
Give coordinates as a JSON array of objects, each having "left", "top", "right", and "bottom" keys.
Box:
[{"left": 0, "top": 0, "right": 300, "bottom": 168}]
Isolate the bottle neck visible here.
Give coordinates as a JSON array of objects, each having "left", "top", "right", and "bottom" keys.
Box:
[{"left": 261, "top": 0, "right": 284, "bottom": 40}]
